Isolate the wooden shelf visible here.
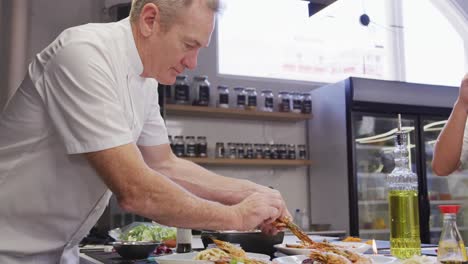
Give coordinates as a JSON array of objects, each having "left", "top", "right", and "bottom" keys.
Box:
[
  {"left": 183, "top": 157, "right": 313, "bottom": 167},
  {"left": 166, "top": 104, "right": 312, "bottom": 122}
]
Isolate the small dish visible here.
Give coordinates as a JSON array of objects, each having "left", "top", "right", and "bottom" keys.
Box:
[{"left": 111, "top": 241, "right": 160, "bottom": 259}]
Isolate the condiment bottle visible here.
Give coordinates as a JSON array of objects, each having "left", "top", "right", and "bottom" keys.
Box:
[
  {"left": 437, "top": 205, "right": 468, "bottom": 264},
  {"left": 176, "top": 228, "right": 192, "bottom": 253},
  {"left": 174, "top": 75, "right": 190, "bottom": 105},
  {"left": 191, "top": 75, "right": 210, "bottom": 106},
  {"left": 387, "top": 114, "right": 421, "bottom": 259}
]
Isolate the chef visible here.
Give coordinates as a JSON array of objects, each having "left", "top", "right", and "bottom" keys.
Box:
[{"left": 0, "top": 0, "right": 290, "bottom": 263}]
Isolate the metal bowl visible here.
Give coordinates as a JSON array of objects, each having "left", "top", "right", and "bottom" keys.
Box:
[
  {"left": 111, "top": 241, "right": 160, "bottom": 260},
  {"left": 201, "top": 230, "right": 284, "bottom": 258}
]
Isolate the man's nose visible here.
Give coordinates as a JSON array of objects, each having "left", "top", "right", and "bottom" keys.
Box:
[{"left": 183, "top": 51, "right": 198, "bottom": 70}]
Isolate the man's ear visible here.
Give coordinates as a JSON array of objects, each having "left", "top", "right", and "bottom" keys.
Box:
[{"left": 138, "top": 3, "right": 161, "bottom": 37}]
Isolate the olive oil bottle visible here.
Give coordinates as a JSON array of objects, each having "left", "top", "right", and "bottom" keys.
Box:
[{"left": 387, "top": 114, "right": 421, "bottom": 259}]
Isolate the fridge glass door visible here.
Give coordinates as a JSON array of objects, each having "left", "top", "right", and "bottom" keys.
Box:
[
  {"left": 423, "top": 118, "right": 468, "bottom": 244},
  {"left": 353, "top": 112, "right": 417, "bottom": 240}
]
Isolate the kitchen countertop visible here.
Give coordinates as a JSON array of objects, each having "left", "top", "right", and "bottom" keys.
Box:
[{"left": 79, "top": 234, "right": 345, "bottom": 264}]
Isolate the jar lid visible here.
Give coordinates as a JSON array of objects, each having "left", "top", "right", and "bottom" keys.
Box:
[
  {"left": 245, "top": 87, "right": 256, "bottom": 91},
  {"left": 194, "top": 75, "right": 208, "bottom": 80},
  {"left": 279, "top": 91, "right": 290, "bottom": 94},
  {"left": 233, "top": 87, "right": 245, "bottom": 91},
  {"left": 439, "top": 204, "right": 461, "bottom": 214},
  {"left": 217, "top": 85, "right": 229, "bottom": 89},
  {"left": 176, "top": 75, "right": 188, "bottom": 80},
  {"left": 186, "top": 136, "right": 195, "bottom": 139},
  {"left": 197, "top": 136, "right": 206, "bottom": 139}
]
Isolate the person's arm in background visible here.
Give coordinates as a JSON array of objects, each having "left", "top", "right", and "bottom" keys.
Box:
[
  {"left": 432, "top": 73, "right": 468, "bottom": 176},
  {"left": 85, "top": 143, "right": 284, "bottom": 230},
  {"left": 138, "top": 144, "right": 291, "bottom": 233}
]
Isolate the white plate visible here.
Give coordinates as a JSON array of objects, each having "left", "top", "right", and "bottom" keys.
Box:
[
  {"left": 272, "top": 254, "right": 399, "bottom": 264},
  {"left": 155, "top": 252, "right": 271, "bottom": 264},
  {"left": 274, "top": 241, "right": 371, "bottom": 255}
]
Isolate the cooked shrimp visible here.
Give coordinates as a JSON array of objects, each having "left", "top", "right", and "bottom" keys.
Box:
[
  {"left": 309, "top": 249, "right": 352, "bottom": 264},
  {"left": 211, "top": 238, "right": 247, "bottom": 259}
]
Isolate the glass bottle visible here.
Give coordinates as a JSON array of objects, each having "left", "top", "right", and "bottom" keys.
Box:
[
  {"left": 278, "top": 91, "right": 291, "bottom": 112},
  {"left": 233, "top": 87, "right": 247, "bottom": 109},
  {"left": 437, "top": 205, "right": 468, "bottom": 264},
  {"left": 245, "top": 87, "right": 258, "bottom": 110},
  {"left": 279, "top": 144, "right": 288, "bottom": 159},
  {"left": 217, "top": 85, "right": 230, "bottom": 108},
  {"left": 174, "top": 75, "right": 190, "bottom": 105},
  {"left": 387, "top": 114, "right": 421, "bottom": 259},
  {"left": 302, "top": 93, "right": 312, "bottom": 114},
  {"left": 174, "top": 136, "right": 185, "bottom": 157},
  {"left": 291, "top": 92, "right": 303, "bottom": 113},
  {"left": 191, "top": 75, "right": 210, "bottom": 106},
  {"left": 176, "top": 228, "right": 192, "bottom": 253},
  {"left": 263, "top": 144, "right": 271, "bottom": 159},
  {"left": 270, "top": 144, "right": 279, "bottom": 159},
  {"left": 196, "top": 136, "right": 207, "bottom": 158},
  {"left": 215, "top": 142, "right": 225, "bottom": 158},
  {"left": 185, "top": 136, "right": 197, "bottom": 157},
  {"left": 260, "top": 89, "right": 274, "bottom": 112},
  {"left": 163, "top": 84, "right": 172, "bottom": 104}
]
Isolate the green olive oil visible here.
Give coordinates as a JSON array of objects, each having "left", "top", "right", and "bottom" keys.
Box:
[{"left": 389, "top": 189, "right": 421, "bottom": 259}]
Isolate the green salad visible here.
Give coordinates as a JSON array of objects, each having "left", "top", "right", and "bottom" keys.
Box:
[{"left": 120, "top": 224, "right": 176, "bottom": 242}]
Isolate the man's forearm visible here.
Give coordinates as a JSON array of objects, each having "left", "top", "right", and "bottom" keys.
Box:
[
  {"left": 433, "top": 100, "right": 467, "bottom": 175},
  {"left": 149, "top": 157, "right": 264, "bottom": 205}
]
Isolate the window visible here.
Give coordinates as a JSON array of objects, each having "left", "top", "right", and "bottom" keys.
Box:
[{"left": 217, "top": 0, "right": 466, "bottom": 86}]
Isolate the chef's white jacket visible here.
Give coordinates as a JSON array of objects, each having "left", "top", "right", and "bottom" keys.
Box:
[{"left": 0, "top": 17, "right": 169, "bottom": 263}]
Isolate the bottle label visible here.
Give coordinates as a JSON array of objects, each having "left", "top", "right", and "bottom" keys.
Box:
[
  {"left": 299, "top": 150, "right": 306, "bottom": 159},
  {"left": 246, "top": 148, "right": 254, "bottom": 159},
  {"left": 265, "top": 97, "right": 274, "bottom": 108},
  {"left": 293, "top": 99, "right": 302, "bottom": 110},
  {"left": 280, "top": 99, "right": 290, "bottom": 112},
  {"left": 186, "top": 143, "right": 196, "bottom": 157},
  {"left": 302, "top": 100, "right": 312, "bottom": 114},
  {"left": 288, "top": 150, "right": 296, "bottom": 160},
  {"left": 247, "top": 95, "right": 257, "bottom": 107},
  {"left": 174, "top": 144, "right": 185, "bottom": 157},
  {"left": 219, "top": 94, "right": 229, "bottom": 105},
  {"left": 198, "top": 85, "right": 210, "bottom": 106},
  {"left": 175, "top": 84, "right": 190, "bottom": 102},
  {"left": 237, "top": 95, "right": 246, "bottom": 106},
  {"left": 198, "top": 144, "right": 207, "bottom": 157}
]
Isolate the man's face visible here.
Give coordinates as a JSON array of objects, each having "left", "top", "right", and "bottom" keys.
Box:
[{"left": 142, "top": 2, "right": 215, "bottom": 84}]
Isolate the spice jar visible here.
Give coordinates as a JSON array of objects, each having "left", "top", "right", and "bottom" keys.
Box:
[
  {"left": 288, "top": 144, "right": 296, "bottom": 160},
  {"left": 302, "top": 93, "right": 312, "bottom": 114},
  {"left": 196, "top": 136, "right": 207, "bottom": 157},
  {"left": 254, "top": 144, "right": 263, "bottom": 159},
  {"left": 174, "top": 75, "right": 190, "bottom": 105},
  {"left": 270, "top": 144, "right": 279, "bottom": 159},
  {"left": 245, "top": 143, "right": 254, "bottom": 159},
  {"left": 215, "top": 142, "right": 225, "bottom": 158},
  {"left": 185, "top": 136, "right": 196, "bottom": 157},
  {"left": 191, "top": 75, "right": 210, "bottom": 106},
  {"left": 298, "top": 144, "right": 307, "bottom": 160},
  {"left": 292, "top": 92, "right": 303, "bottom": 113},
  {"left": 278, "top": 91, "right": 291, "bottom": 112},
  {"left": 263, "top": 144, "right": 271, "bottom": 159},
  {"left": 233, "top": 87, "right": 247, "bottom": 109},
  {"left": 227, "top": 143, "right": 237, "bottom": 159},
  {"left": 245, "top": 87, "right": 257, "bottom": 110},
  {"left": 260, "top": 89, "right": 274, "bottom": 112},
  {"left": 174, "top": 136, "right": 185, "bottom": 157},
  {"left": 217, "top": 85, "right": 229, "bottom": 108},
  {"left": 279, "top": 144, "right": 288, "bottom": 159},
  {"left": 237, "top": 143, "right": 245, "bottom": 159}
]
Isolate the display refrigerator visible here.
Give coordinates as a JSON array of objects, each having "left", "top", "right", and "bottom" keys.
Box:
[{"left": 307, "top": 77, "right": 468, "bottom": 243}]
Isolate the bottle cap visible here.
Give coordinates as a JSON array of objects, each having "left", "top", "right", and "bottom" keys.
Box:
[{"left": 438, "top": 204, "right": 461, "bottom": 214}]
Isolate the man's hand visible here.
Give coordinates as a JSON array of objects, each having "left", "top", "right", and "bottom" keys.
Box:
[
  {"left": 232, "top": 192, "right": 284, "bottom": 231},
  {"left": 457, "top": 73, "right": 468, "bottom": 112}
]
